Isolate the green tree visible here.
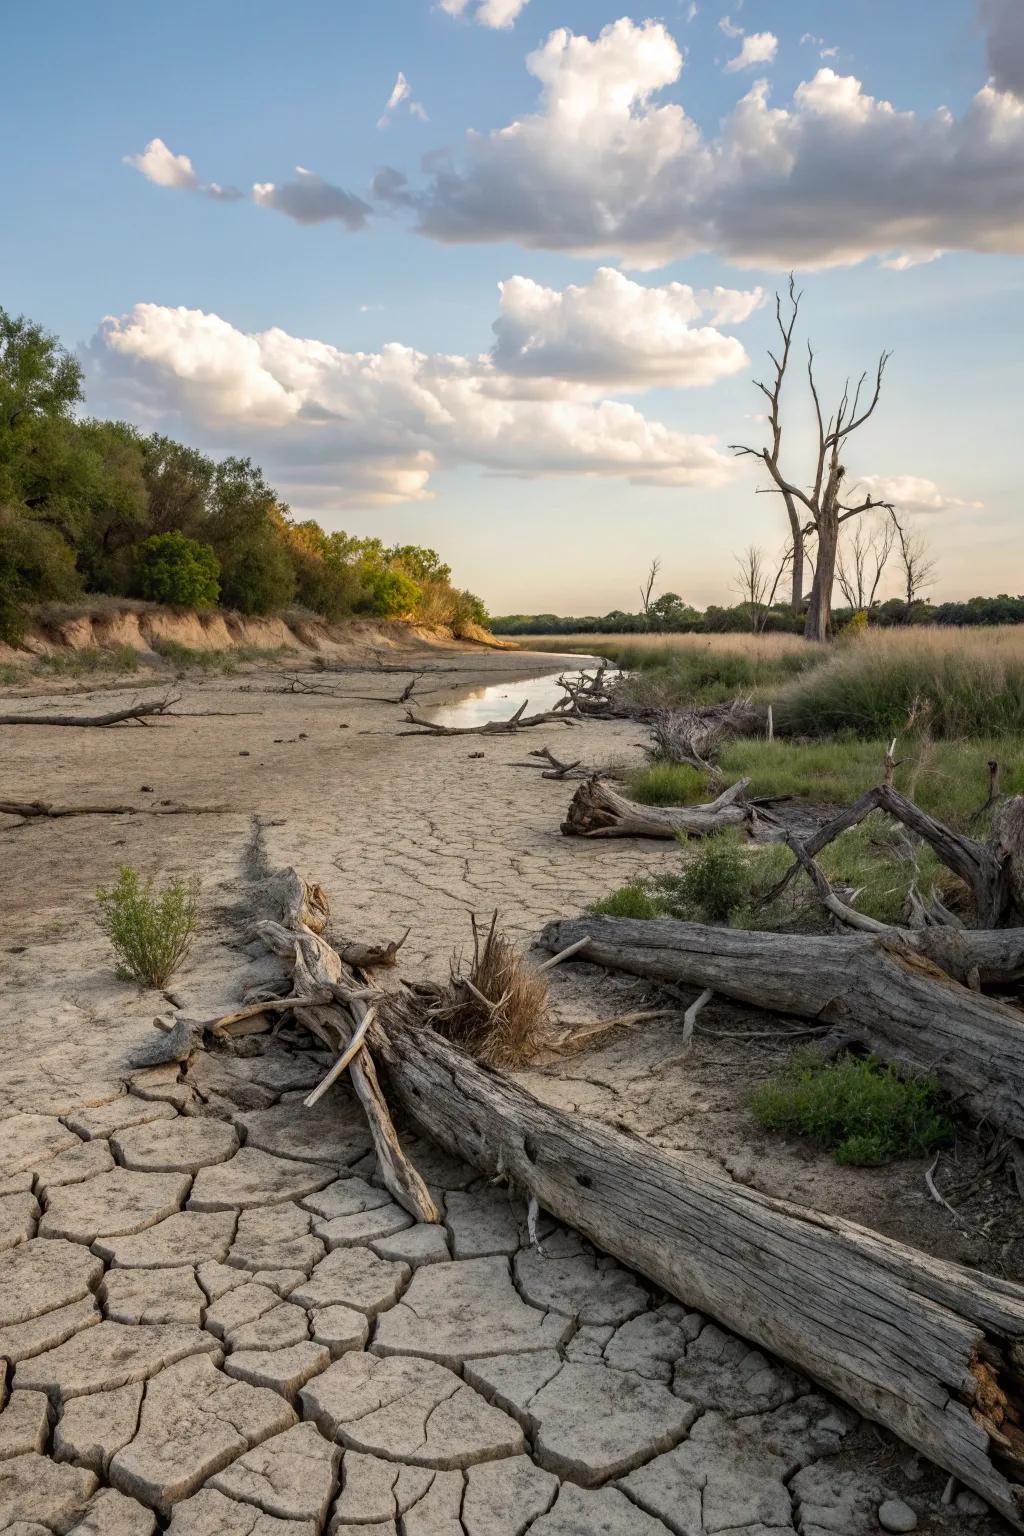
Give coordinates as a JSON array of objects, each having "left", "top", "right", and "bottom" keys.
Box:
[
  {"left": 134, "top": 531, "right": 220, "bottom": 608},
  {"left": 205, "top": 458, "right": 295, "bottom": 614},
  {"left": 387, "top": 544, "right": 451, "bottom": 585},
  {"left": 140, "top": 436, "right": 215, "bottom": 538},
  {"left": 0, "top": 507, "right": 79, "bottom": 642}
]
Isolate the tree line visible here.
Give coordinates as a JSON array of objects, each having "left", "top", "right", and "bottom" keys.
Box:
[
  {"left": 491, "top": 593, "right": 1024, "bottom": 637},
  {"left": 0, "top": 306, "right": 487, "bottom": 644}
]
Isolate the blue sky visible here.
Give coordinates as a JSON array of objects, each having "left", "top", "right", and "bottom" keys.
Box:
[{"left": 2, "top": 0, "right": 1021, "bottom": 612}]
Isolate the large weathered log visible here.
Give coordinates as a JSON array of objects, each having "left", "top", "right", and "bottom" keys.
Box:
[
  {"left": 560, "top": 775, "right": 760, "bottom": 839},
  {"left": 538, "top": 915, "right": 1024, "bottom": 1137},
  {"left": 0, "top": 694, "right": 179, "bottom": 727},
  {"left": 372, "top": 1002, "right": 1024, "bottom": 1526}
]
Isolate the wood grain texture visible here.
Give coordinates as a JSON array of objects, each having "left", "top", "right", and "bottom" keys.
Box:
[{"left": 373, "top": 1003, "right": 1024, "bottom": 1525}]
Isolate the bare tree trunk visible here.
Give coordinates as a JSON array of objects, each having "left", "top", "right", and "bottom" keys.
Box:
[
  {"left": 783, "top": 491, "right": 804, "bottom": 612},
  {"left": 805, "top": 514, "right": 839, "bottom": 642}
]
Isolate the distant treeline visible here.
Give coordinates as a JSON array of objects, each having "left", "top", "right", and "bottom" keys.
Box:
[
  {"left": 0, "top": 306, "right": 487, "bottom": 643},
  {"left": 492, "top": 594, "right": 1024, "bottom": 637}
]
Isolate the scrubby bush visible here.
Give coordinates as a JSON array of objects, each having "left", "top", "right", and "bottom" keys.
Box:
[
  {"left": 96, "top": 866, "right": 200, "bottom": 987},
  {"left": 587, "top": 883, "right": 664, "bottom": 919},
  {"left": 665, "top": 833, "right": 749, "bottom": 923},
  {"left": 749, "top": 1051, "right": 953, "bottom": 1165},
  {"left": 134, "top": 531, "right": 220, "bottom": 608}
]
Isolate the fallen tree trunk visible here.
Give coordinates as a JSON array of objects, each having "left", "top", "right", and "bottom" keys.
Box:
[
  {"left": 0, "top": 694, "right": 179, "bottom": 727},
  {"left": 373, "top": 999, "right": 1024, "bottom": 1527},
  {"left": 560, "top": 775, "right": 762, "bottom": 839},
  {"left": 0, "top": 798, "right": 231, "bottom": 821},
  {"left": 537, "top": 915, "right": 1024, "bottom": 1136}
]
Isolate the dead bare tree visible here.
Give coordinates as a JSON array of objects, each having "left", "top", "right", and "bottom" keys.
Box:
[
  {"left": 892, "top": 513, "right": 938, "bottom": 621},
  {"left": 836, "top": 515, "right": 896, "bottom": 613},
  {"left": 732, "top": 544, "right": 792, "bottom": 632},
  {"left": 731, "top": 276, "right": 893, "bottom": 642},
  {"left": 639, "top": 557, "right": 661, "bottom": 629}
]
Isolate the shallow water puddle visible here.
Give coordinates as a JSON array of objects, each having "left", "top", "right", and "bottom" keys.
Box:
[{"left": 426, "top": 663, "right": 614, "bottom": 729}]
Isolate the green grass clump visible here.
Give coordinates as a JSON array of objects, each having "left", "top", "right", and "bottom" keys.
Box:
[
  {"left": 0, "top": 662, "right": 23, "bottom": 684},
  {"left": 36, "top": 645, "right": 138, "bottom": 677},
  {"left": 153, "top": 640, "right": 294, "bottom": 672},
  {"left": 627, "top": 762, "right": 706, "bottom": 805},
  {"left": 749, "top": 1050, "right": 953, "bottom": 1165},
  {"left": 96, "top": 866, "right": 200, "bottom": 987},
  {"left": 628, "top": 737, "right": 1024, "bottom": 835},
  {"left": 587, "top": 883, "right": 665, "bottom": 920}
]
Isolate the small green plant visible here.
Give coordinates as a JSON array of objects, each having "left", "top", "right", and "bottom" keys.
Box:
[
  {"left": 587, "top": 883, "right": 664, "bottom": 919},
  {"left": 96, "top": 867, "right": 200, "bottom": 988},
  {"left": 749, "top": 1050, "right": 953, "bottom": 1165},
  {"left": 666, "top": 832, "right": 749, "bottom": 922}
]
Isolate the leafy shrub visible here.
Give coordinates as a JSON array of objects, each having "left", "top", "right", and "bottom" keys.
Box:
[
  {"left": 134, "top": 531, "right": 220, "bottom": 608},
  {"left": 360, "top": 565, "right": 421, "bottom": 618},
  {"left": 665, "top": 833, "right": 749, "bottom": 923},
  {"left": 96, "top": 866, "right": 200, "bottom": 987},
  {"left": 587, "top": 883, "right": 664, "bottom": 919},
  {"left": 749, "top": 1051, "right": 953, "bottom": 1165}
]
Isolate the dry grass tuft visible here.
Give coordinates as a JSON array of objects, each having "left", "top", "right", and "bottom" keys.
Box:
[{"left": 429, "top": 912, "right": 549, "bottom": 1068}]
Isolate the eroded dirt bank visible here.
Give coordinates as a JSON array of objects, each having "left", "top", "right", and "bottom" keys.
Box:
[{"left": 0, "top": 649, "right": 1008, "bottom": 1534}]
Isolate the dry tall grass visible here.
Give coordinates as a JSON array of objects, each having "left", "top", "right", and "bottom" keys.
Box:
[
  {"left": 429, "top": 913, "right": 549, "bottom": 1068},
  {"left": 523, "top": 631, "right": 810, "bottom": 660}
]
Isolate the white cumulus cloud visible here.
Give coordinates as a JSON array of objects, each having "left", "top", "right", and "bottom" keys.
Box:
[
  {"left": 490, "top": 268, "right": 755, "bottom": 389},
  {"left": 403, "top": 17, "right": 1024, "bottom": 269},
  {"left": 858, "top": 475, "right": 985, "bottom": 516},
  {"left": 441, "top": 0, "right": 530, "bottom": 27},
  {"left": 725, "top": 31, "right": 778, "bottom": 73},
  {"left": 89, "top": 299, "right": 736, "bottom": 509},
  {"left": 252, "top": 167, "right": 371, "bottom": 229},
  {"left": 124, "top": 138, "right": 242, "bottom": 201}
]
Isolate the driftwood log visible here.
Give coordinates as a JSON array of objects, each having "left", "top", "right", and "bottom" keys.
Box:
[
  {"left": 0, "top": 694, "right": 180, "bottom": 727},
  {"left": 0, "top": 798, "right": 231, "bottom": 821},
  {"left": 399, "top": 700, "right": 575, "bottom": 737},
  {"left": 561, "top": 775, "right": 763, "bottom": 839},
  {"left": 372, "top": 998, "right": 1024, "bottom": 1527},
  {"left": 538, "top": 915, "right": 1024, "bottom": 1137}
]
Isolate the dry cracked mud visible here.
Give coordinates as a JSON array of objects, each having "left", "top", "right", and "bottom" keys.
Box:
[{"left": 0, "top": 650, "right": 1008, "bottom": 1534}]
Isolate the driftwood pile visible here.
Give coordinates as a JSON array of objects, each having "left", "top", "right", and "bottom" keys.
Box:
[{"left": 165, "top": 857, "right": 1024, "bottom": 1525}]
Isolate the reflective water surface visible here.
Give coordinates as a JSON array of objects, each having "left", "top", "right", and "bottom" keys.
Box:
[{"left": 425, "top": 660, "right": 613, "bottom": 728}]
